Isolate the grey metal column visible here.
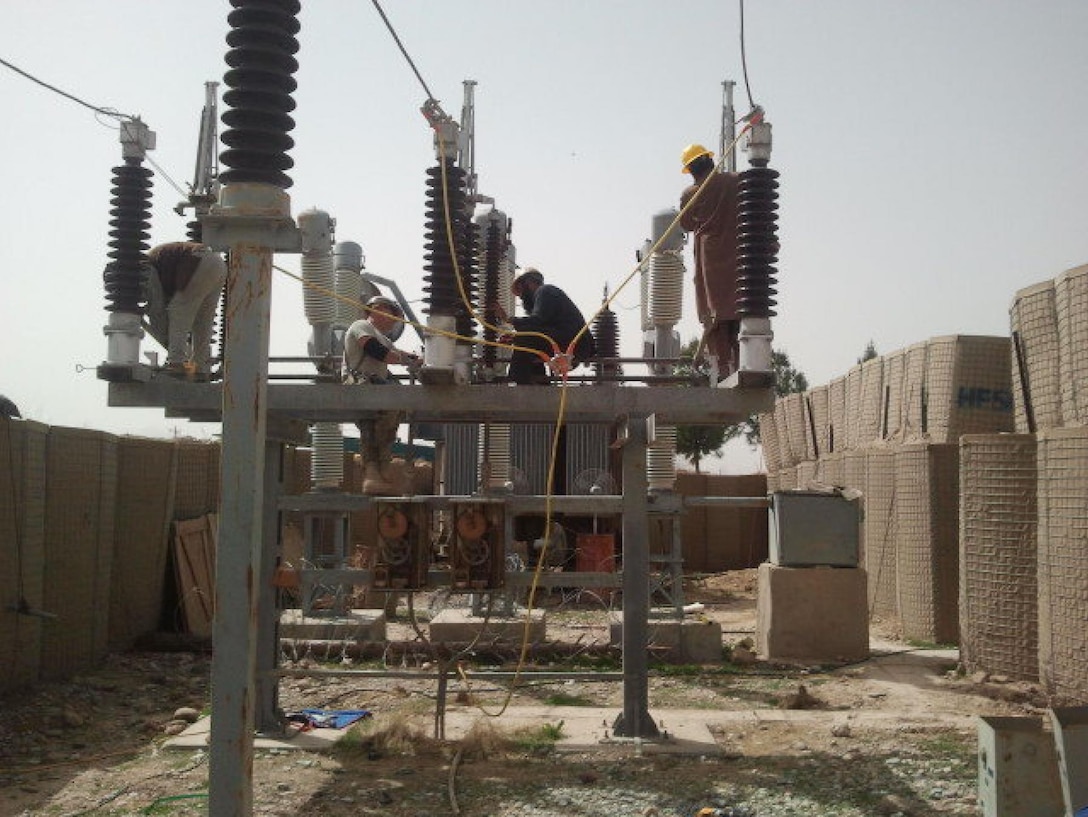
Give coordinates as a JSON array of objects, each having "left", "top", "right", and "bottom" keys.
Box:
[
  {"left": 613, "top": 417, "right": 660, "bottom": 738},
  {"left": 255, "top": 438, "right": 284, "bottom": 734},
  {"left": 670, "top": 515, "right": 685, "bottom": 615},
  {"left": 205, "top": 183, "right": 295, "bottom": 817}
]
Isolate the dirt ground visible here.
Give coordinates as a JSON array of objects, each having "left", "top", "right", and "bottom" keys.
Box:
[{"left": 0, "top": 571, "right": 1048, "bottom": 816}]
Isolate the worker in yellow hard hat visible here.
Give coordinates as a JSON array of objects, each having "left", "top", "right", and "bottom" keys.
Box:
[
  {"left": 680, "top": 143, "right": 714, "bottom": 173},
  {"left": 679, "top": 142, "right": 741, "bottom": 375}
]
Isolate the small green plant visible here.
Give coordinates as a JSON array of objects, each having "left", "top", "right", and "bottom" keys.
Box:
[
  {"left": 513, "top": 720, "right": 565, "bottom": 754},
  {"left": 567, "top": 654, "right": 622, "bottom": 671},
  {"left": 918, "top": 731, "right": 972, "bottom": 761},
  {"left": 540, "top": 721, "right": 565, "bottom": 740}
]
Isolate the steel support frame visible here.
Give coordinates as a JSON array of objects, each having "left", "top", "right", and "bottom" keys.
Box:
[
  {"left": 612, "top": 415, "right": 660, "bottom": 738},
  {"left": 202, "top": 182, "right": 297, "bottom": 817},
  {"left": 108, "top": 320, "right": 772, "bottom": 809},
  {"left": 108, "top": 380, "right": 773, "bottom": 425}
]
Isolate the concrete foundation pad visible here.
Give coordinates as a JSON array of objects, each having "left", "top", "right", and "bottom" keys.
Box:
[
  {"left": 756, "top": 563, "right": 869, "bottom": 662},
  {"left": 610, "top": 613, "right": 723, "bottom": 663},
  {"left": 428, "top": 608, "right": 546, "bottom": 643},
  {"left": 163, "top": 716, "right": 352, "bottom": 752},
  {"left": 438, "top": 705, "right": 721, "bottom": 756},
  {"left": 279, "top": 609, "right": 386, "bottom": 641}
]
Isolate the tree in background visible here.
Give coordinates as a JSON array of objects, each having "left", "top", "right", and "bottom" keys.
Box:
[
  {"left": 675, "top": 339, "right": 727, "bottom": 472},
  {"left": 676, "top": 423, "right": 726, "bottom": 473},
  {"left": 673, "top": 340, "right": 809, "bottom": 465},
  {"left": 858, "top": 339, "right": 878, "bottom": 364},
  {"left": 723, "top": 349, "right": 809, "bottom": 447}
]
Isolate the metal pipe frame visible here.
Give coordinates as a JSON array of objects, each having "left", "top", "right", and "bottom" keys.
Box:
[
  {"left": 108, "top": 381, "right": 772, "bottom": 425},
  {"left": 275, "top": 668, "right": 623, "bottom": 681}
]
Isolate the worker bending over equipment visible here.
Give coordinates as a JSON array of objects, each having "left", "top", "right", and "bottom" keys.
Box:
[{"left": 144, "top": 242, "right": 227, "bottom": 379}]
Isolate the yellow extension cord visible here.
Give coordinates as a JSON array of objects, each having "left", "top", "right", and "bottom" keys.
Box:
[{"left": 272, "top": 120, "right": 753, "bottom": 717}]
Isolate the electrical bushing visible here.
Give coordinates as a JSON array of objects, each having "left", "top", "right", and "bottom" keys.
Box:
[
  {"left": 103, "top": 158, "right": 153, "bottom": 314},
  {"left": 422, "top": 160, "right": 470, "bottom": 318},
  {"left": 219, "top": 0, "right": 301, "bottom": 189},
  {"left": 592, "top": 304, "right": 621, "bottom": 379},
  {"left": 480, "top": 215, "right": 504, "bottom": 367},
  {"left": 735, "top": 165, "right": 779, "bottom": 318}
]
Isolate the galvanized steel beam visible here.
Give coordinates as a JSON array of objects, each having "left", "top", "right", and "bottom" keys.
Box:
[{"left": 108, "top": 381, "right": 773, "bottom": 425}]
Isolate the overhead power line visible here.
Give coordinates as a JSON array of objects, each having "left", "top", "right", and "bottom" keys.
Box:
[
  {"left": 0, "top": 55, "right": 136, "bottom": 121},
  {"left": 739, "top": 0, "right": 756, "bottom": 108},
  {"left": 369, "top": 0, "right": 438, "bottom": 102}
]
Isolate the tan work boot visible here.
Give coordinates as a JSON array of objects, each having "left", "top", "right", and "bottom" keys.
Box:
[{"left": 362, "top": 461, "right": 398, "bottom": 496}]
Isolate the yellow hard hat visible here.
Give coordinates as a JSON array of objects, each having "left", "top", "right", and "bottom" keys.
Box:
[{"left": 681, "top": 143, "right": 713, "bottom": 173}]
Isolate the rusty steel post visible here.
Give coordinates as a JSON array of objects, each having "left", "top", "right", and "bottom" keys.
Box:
[{"left": 203, "top": 182, "right": 297, "bottom": 816}]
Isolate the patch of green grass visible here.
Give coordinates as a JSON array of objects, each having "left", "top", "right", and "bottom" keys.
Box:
[
  {"left": 140, "top": 793, "right": 208, "bottom": 814},
  {"left": 917, "top": 731, "right": 972, "bottom": 761},
  {"left": 543, "top": 690, "right": 593, "bottom": 706},
  {"left": 905, "top": 638, "right": 957, "bottom": 650},
  {"left": 652, "top": 663, "right": 703, "bottom": 677}
]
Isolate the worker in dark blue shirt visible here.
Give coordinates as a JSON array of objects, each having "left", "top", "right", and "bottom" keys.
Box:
[{"left": 493, "top": 268, "right": 596, "bottom": 384}]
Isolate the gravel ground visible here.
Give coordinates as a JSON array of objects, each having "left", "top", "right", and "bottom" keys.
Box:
[{"left": 0, "top": 572, "right": 1045, "bottom": 816}]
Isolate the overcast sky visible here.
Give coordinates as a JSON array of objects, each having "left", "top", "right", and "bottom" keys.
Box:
[{"left": 2, "top": 1, "right": 1086, "bottom": 473}]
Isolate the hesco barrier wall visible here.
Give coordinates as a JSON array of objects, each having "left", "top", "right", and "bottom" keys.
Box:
[
  {"left": 768, "top": 335, "right": 1012, "bottom": 475},
  {"left": 1011, "top": 279, "right": 1062, "bottom": 432},
  {"left": 1037, "top": 428, "right": 1088, "bottom": 702},
  {"left": 895, "top": 443, "right": 960, "bottom": 645},
  {"left": 1055, "top": 264, "right": 1088, "bottom": 427},
  {"left": 828, "top": 376, "right": 846, "bottom": 453},
  {"left": 759, "top": 410, "right": 782, "bottom": 473},
  {"left": 0, "top": 421, "right": 222, "bottom": 695},
  {"left": 902, "top": 341, "right": 929, "bottom": 440},
  {"left": 882, "top": 349, "right": 906, "bottom": 441},
  {"left": 959, "top": 434, "right": 1038, "bottom": 681},
  {"left": 806, "top": 385, "right": 830, "bottom": 460},
  {"left": 40, "top": 427, "right": 117, "bottom": 681},
  {"left": 110, "top": 437, "right": 177, "bottom": 652},
  {"left": 657, "top": 473, "right": 769, "bottom": 573},
  {"left": 863, "top": 447, "right": 898, "bottom": 620},
  {"left": 0, "top": 420, "right": 48, "bottom": 691},
  {"left": 755, "top": 265, "right": 1086, "bottom": 689},
  {"left": 857, "top": 357, "right": 885, "bottom": 449}
]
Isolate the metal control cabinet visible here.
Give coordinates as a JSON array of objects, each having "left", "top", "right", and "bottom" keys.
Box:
[
  {"left": 977, "top": 716, "right": 1064, "bottom": 817},
  {"left": 768, "top": 491, "right": 860, "bottom": 567},
  {"left": 1050, "top": 707, "right": 1088, "bottom": 817},
  {"left": 449, "top": 501, "right": 505, "bottom": 591},
  {"left": 373, "top": 501, "right": 431, "bottom": 590}
]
